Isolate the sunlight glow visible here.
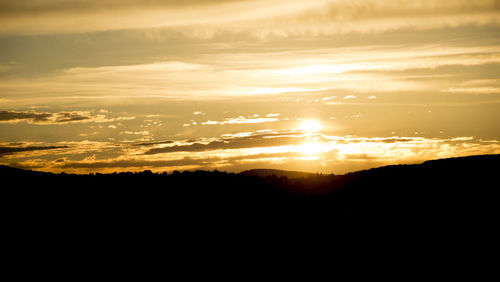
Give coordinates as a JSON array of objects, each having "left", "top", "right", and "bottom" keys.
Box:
[
  {"left": 299, "top": 120, "right": 322, "bottom": 132},
  {"left": 268, "top": 64, "right": 359, "bottom": 76},
  {"left": 296, "top": 142, "right": 330, "bottom": 155}
]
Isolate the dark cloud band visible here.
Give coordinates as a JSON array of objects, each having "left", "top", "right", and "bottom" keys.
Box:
[{"left": 0, "top": 145, "right": 68, "bottom": 157}]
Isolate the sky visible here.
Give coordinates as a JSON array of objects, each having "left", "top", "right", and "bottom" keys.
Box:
[{"left": 1, "top": 0, "right": 500, "bottom": 174}]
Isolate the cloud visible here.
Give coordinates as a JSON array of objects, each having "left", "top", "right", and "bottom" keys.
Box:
[
  {"left": 0, "top": 0, "right": 498, "bottom": 36},
  {"left": 1, "top": 43, "right": 498, "bottom": 105},
  {"left": 0, "top": 0, "right": 273, "bottom": 35},
  {"left": 140, "top": 133, "right": 480, "bottom": 156},
  {"left": 445, "top": 87, "right": 500, "bottom": 94},
  {"left": 0, "top": 145, "right": 68, "bottom": 157},
  {"left": 120, "top": 131, "right": 151, "bottom": 136},
  {"left": 134, "top": 141, "right": 174, "bottom": 146},
  {"left": 53, "top": 151, "right": 300, "bottom": 171},
  {"left": 143, "top": 132, "right": 310, "bottom": 155},
  {"left": 0, "top": 0, "right": 242, "bottom": 15},
  {"left": 248, "top": 0, "right": 500, "bottom": 38},
  {"left": 3, "top": 132, "right": 500, "bottom": 174},
  {"left": 0, "top": 110, "right": 93, "bottom": 124},
  {"left": 443, "top": 78, "right": 500, "bottom": 94},
  {"left": 201, "top": 116, "right": 279, "bottom": 125},
  {"left": 0, "top": 140, "right": 120, "bottom": 160},
  {"left": 0, "top": 110, "right": 134, "bottom": 124},
  {"left": 57, "top": 157, "right": 202, "bottom": 170},
  {"left": 0, "top": 111, "right": 53, "bottom": 123},
  {"left": 450, "top": 137, "right": 475, "bottom": 141}
]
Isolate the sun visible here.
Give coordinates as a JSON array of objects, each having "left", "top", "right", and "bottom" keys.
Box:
[{"left": 299, "top": 119, "right": 322, "bottom": 132}]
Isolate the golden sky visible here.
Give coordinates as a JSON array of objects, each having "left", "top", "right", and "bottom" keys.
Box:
[{"left": 1, "top": 0, "right": 500, "bottom": 173}]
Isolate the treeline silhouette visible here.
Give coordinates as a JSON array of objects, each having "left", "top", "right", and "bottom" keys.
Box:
[{"left": 2, "top": 154, "right": 498, "bottom": 235}]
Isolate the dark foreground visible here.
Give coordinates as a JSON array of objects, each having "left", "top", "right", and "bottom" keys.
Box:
[
  {"left": 2, "top": 154, "right": 499, "bottom": 250},
  {"left": 3, "top": 154, "right": 498, "bottom": 274},
  {"left": 3, "top": 154, "right": 498, "bottom": 222}
]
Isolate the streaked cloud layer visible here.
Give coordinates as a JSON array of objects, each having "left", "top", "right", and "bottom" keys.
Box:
[
  {"left": 1, "top": 0, "right": 499, "bottom": 173},
  {"left": 1, "top": 0, "right": 499, "bottom": 36},
  {"left": 3, "top": 131, "right": 499, "bottom": 174}
]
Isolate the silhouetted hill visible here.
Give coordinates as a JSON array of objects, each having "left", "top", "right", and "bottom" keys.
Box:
[
  {"left": 2, "top": 154, "right": 498, "bottom": 242},
  {"left": 0, "top": 164, "right": 49, "bottom": 177},
  {"left": 240, "top": 168, "right": 318, "bottom": 179}
]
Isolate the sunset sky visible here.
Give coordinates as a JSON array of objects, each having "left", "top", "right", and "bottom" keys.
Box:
[{"left": 1, "top": 0, "right": 500, "bottom": 174}]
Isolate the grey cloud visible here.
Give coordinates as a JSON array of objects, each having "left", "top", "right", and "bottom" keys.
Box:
[
  {"left": 134, "top": 141, "right": 174, "bottom": 147},
  {"left": 142, "top": 133, "right": 425, "bottom": 155},
  {"left": 379, "top": 138, "right": 415, "bottom": 143},
  {"left": 144, "top": 132, "right": 329, "bottom": 155},
  {"left": 0, "top": 145, "right": 68, "bottom": 157},
  {"left": 0, "top": 111, "right": 53, "bottom": 123},
  {"left": 59, "top": 157, "right": 203, "bottom": 169},
  {"left": 0, "top": 110, "right": 90, "bottom": 124},
  {"left": 53, "top": 112, "right": 91, "bottom": 123},
  {"left": 0, "top": 110, "right": 122, "bottom": 124}
]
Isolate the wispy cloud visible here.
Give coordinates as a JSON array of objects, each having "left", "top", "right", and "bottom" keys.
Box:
[
  {"left": 201, "top": 115, "right": 279, "bottom": 126},
  {"left": 443, "top": 78, "right": 500, "bottom": 94},
  {"left": 120, "top": 131, "right": 151, "bottom": 136},
  {"left": 0, "top": 0, "right": 498, "bottom": 36},
  {"left": 343, "top": 95, "right": 357, "bottom": 99},
  {"left": 2, "top": 43, "right": 497, "bottom": 106}
]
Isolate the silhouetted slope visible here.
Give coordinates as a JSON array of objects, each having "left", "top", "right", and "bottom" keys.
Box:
[
  {"left": 2, "top": 154, "right": 498, "bottom": 231},
  {"left": 241, "top": 169, "right": 317, "bottom": 179},
  {"left": 0, "top": 164, "right": 49, "bottom": 177},
  {"left": 321, "top": 154, "right": 499, "bottom": 224}
]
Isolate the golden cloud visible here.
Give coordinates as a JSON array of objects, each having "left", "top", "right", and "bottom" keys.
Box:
[
  {"left": 5, "top": 131, "right": 499, "bottom": 174},
  {"left": 0, "top": 0, "right": 498, "bottom": 36}
]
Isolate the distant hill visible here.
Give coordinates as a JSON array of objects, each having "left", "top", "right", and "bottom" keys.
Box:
[{"left": 240, "top": 168, "right": 318, "bottom": 179}]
